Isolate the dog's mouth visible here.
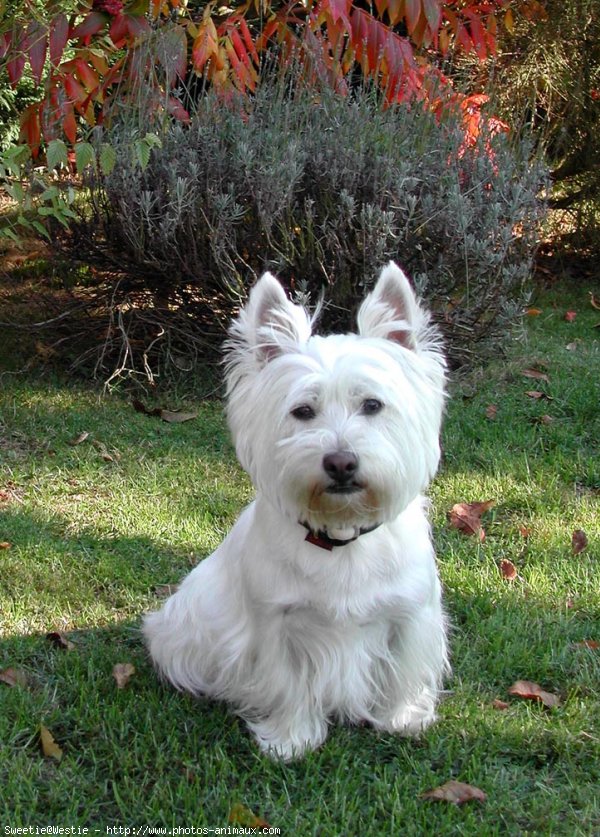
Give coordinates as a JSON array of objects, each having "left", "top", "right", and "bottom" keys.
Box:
[{"left": 324, "top": 482, "right": 364, "bottom": 495}]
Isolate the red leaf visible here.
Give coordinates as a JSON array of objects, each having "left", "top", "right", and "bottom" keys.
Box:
[
  {"left": 230, "top": 26, "right": 254, "bottom": 72},
  {"left": 447, "top": 500, "right": 494, "bottom": 539},
  {"left": 63, "top": 74, "right": 87, "bottom": 110},
  {"left": 574, "top": 640, "right": 599, "bottom": 650},
  {"left": 499, "top": 559, "right": 517, "bottom": 580},
  {"left": 491, "top": 699, "right": 509, "bottom": 710},
  {"left": 326, "top": 0, "right": 353, "bottom": 29},
  {"left": 508, "top": 680, "right": 560, "bottom": 708},
  {"left": 49, "top": 14, "right": 69, "bottom": 67},
  {"left": 166, "top": 97, "right": 190, "bottom": 123},
  {"left": 109, "top": 13, "right": 129, "bottom": 47},
  {"left": 238, "top": 17, "right": 259, "bottom": 63},
  {"left": 125, "top": 14, "right": 151, "bottom": 39},
  {"left": 525, "top": 390, "right": 550, "bottom": 400},
  {"left": 423, "top": 0, "right": 442, "bottom": 34},
  {"left": 27, "top": 21, "right": 47, "bottom": 85},
  {"left": 564, "top": 310, "right": 577, "bottom": 322},
  {"left": 7, "top": 50, "right": 26, "bottom": 88},
  {"left": 192, "top": 21, "right": 219, "bottom": 73},
  {"left": 405, "top": 0, "right": 421, "bottom": 35},
  {"left": 63, "top": 107, "right": 78, "bottom": 144},
  {"left": 422, "top": 780, "right": 486, "bottom": 805},
  {"left": 0, "top": 667, "right": 28, "bottom": 688},
  {"left": 20, "top": 104, "right": 41, "bottom": 158},
  {"left": 466, "top": 14, "right": 488, "bottom": 60},
  {"left": 571, "top": 529, "right": 588, "bottom": 555},
  {"left": 485, "top": 404, "right": 497, "bottom": 420},
  {"left": 72, "top": 11, "right": 107, "bottom": 40},
  {"left": 74, "top": 58, "right": 100, "bottom": 93},
  {"left": 521, "top": 368, "right": 550, "bottom": 382}
]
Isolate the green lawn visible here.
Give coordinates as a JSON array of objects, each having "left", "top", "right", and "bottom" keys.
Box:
[{"left": 1, "top": 277, "right": 599, "bottom": 834}]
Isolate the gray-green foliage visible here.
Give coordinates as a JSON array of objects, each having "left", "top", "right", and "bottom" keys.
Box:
[{"left": 86, "top": 78, "right": 546, "bottom": 364}]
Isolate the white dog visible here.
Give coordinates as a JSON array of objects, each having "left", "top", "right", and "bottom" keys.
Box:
[{"left": 143, "top": 262, "right": 449, "bottom": 760}]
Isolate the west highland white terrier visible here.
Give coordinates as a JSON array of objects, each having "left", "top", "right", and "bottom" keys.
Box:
[{"left": 143, "top": 262, "right": 449, "bottom": 760}]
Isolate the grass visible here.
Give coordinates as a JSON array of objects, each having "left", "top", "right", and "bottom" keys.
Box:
[{"left": 1, "top": 274, "right": 599, "bottom": 834}]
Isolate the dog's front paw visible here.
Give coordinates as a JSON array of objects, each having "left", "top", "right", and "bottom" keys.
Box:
[
  {"left": 249, "top": 718, "right": 328, "bottom": 761},
  {"left": 374, "top": 700, "right": 437, "bottom": 737}
]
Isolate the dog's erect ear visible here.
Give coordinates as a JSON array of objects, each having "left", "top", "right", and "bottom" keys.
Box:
[
  {"left": 357, "top": 262, "right": 428, "bottom": 350},
  {"left": 235, "top": 272, "right": 312, "bottom": 363}
]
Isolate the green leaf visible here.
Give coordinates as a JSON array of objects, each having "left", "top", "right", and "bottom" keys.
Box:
[
  {"left": 74, "top": 141, "right": 96, "bottom": 174},
  {"left": 4, "top": 182, "right": 25, "bottom": 202},
  {"left": 46, "top": 139, "right": 69, "bottom": 171},
  {"left": 31, "top": 219, "right": 51, "bottom": 240},
  {"left": 134, "top": 139, "right": 152, "bottom": 171},
  {"left": 99, "top": 143, "right": 117, "bottom": 176},
  {"left": 143, "top": 132, "right": 162, "bottom": 149},
  {"left": 39, "top": 186, "right": 60, "bottom": 202}
]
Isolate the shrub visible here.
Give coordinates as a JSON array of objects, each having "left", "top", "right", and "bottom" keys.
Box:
[{"left": 79, "top": 75, "right": 546, "bottom": 376}]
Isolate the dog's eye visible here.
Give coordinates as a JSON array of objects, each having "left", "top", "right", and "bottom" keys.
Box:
[
  {"left": 291, "top": 404, "right": 316, "bottom": 421},
  {"left": 361, "top": 398, "right": 383, "bottom": 416}
]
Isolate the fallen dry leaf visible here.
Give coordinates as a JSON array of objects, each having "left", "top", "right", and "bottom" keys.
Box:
[
  {"left": 159, "top": 410, "right": 198, "bottom": 424},
  {"left": 525, "top": 390, "right": 552, "bottom": 400},
  {"left": 68, "top": 431, "right": 90, "bottom": 446},
  {"left": 491, "top": 699, "right": 509, "bottom": 710},
  {"left": 112, "top": 663, "right": 136, "bottom": 689},
  {"left": 46, "top": 632, "right": 75, "bottom": 651},
  {"left": 566, "top": 341, "right": 579, "bottom": 351},
  {"left": 508, "top": 680, "right": 561, "bottom": 708},
  {"left": 590, "top": 292, "right": 600, "bottom": 311},
  {"left": 422, "top": 780, "right": 486, "bottom": 805},
  {"left": 573, "top": 640, "right": 599, "bottom": 650},
  {"left": 0, "top": 541, "right": 11, "bottom": 549},
  {"left": 572, "top": 529, "right": 588, "bottom": 555},
  {"left": 522, "top": 368, "right": 550, "bottom": 382},
  {"left": 525, "top": 307, "right": 542, "bottom": 316},
  {"left": 0, "top": 667, "right": 28, "bottom": 688},
  {"left": 519, "top": 525, "right": 532, "bottom": 539},
  {"left": 485, "top": 404, "right": 497, "bottom": 420},
  {"left": 499, "top": 559, "right": 518, "bottom": 580},
  {"left": 228, "top": 804, "right": 270, "bottom": 829},
  {"left": 447, "top": 501, "right": 494, "bottom": 541},
  {"left": 40, "top": 724, "right": 63, "bottom": 761},
  {"left": 564, "top": 310, "right": 577, "bottom": 322},
  {"left": 133, "top": 399, "right": 197, "bottom": 424},
  {"left": 539, "top": 414, "right": 554, "bottom": 425}
]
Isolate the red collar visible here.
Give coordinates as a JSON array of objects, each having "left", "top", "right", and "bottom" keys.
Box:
[{"left": 302, "top": 522, "right": 381, "bottom": 551}]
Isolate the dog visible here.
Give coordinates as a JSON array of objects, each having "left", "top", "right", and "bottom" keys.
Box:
[{"left": 143, "top": 262, "right": 449, "bottom": 760}]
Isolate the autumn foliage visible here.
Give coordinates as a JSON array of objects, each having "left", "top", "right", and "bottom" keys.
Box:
[{"left": 1, "top": 0, "right": 515, "bottom": 157}]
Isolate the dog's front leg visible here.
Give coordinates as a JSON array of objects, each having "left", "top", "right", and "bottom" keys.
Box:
[
  {"left": 371, "top": 604, "right": 449, "bottom": 736},
  {"left": 241, "top": 609, "right": 332, "bottom": 761}
]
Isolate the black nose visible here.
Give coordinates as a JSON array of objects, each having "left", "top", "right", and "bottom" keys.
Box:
[{"left": 323, "top": 451, "right": 359, "bottom": 483}]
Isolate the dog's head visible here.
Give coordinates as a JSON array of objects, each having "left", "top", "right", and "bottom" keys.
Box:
[{"left": 224, "top": 263, "right": 446, "bottom": 540}]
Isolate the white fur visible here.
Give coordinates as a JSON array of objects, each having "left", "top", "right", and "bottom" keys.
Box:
[{"left": 143, "top": 262, "right": 449, "bottom": 760}]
